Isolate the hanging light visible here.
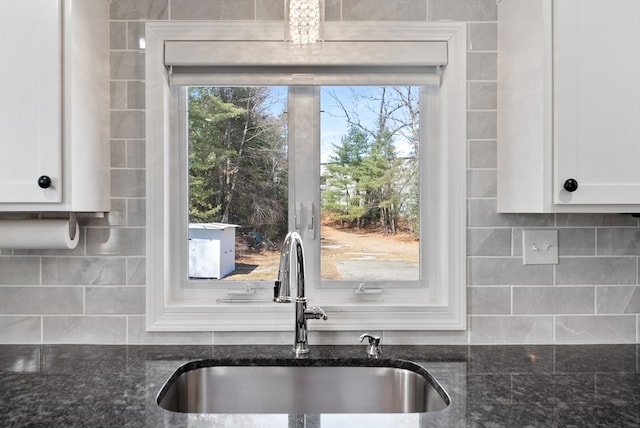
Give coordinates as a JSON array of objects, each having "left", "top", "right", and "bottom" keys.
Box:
[{"left": 287, "top": 0, "right": 322, "bottom": 46}]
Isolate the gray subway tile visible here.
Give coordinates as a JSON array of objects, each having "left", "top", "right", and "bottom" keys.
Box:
[
  {"left": 467, "top": 53, "right": 497, "bottom": 81},
  {"left": 127, "top": 81, "right": 145, "bottom": 109},
  {"left": 596, "top": 287, "right": 640, "bottom": 314},
  {"left": 513, "top": 287, "right": 594, "bottom": 315},
  {"left": 110, "top": 52, "right": 145, "bottom": 80},
  {"left": 83, "top": 199, "right": 127, "bottom": 228},
  {"left": 0, "top": 287, "right": 82, "bottom": 314},
  {"left": 110, "top": 0, "right": 168, "bottom": 20},
  {"left": 468, "top": 287, "right": 510, "bottom": 314},
  {"left": 383, "top": 330, "right": 469, "bottom": 345},
  {"left": 467, "top": 228, "right": 511, "bottom": 256},
  {"left": 86, "top": 287, "right": 145, "bottom": 314},
  {"left": 110, "top": 140, "right": 126, "bottom": 168},
  {"left": 112, "top": 207, "right": 134, "bottom": 231},
  {"left": 42, "top": 257, "right": 126, "bottom": 285},
  {"left": 469, "top": 82, "right": 497, "bottom": 110},
  {"left": 597, "top": 228, "right": 640, "bottom": 256},
  {"left": 556, "top": 257, "right": 636, "bottom": 285},
  {"left": 311, "top": 331, "right": 386, "bottom": 346},
  {"left": 109, "top": 198, "right": 127, "bottom": 227},
  {"left": 0, "top": 257, "right": 40, "bottom": 285},
  {"left": 0, "top": 316, "right": 41, "bottom": 344},
  {"left": 558, "top": 228, "right": 596, "bottom": 256},
  {"left": 110, "top": 82, "right": 127, "bottom": 109},
  {"left": 110, "top": 111, "right": 145, "bottom": 139},
  {"left": 126, "top": 140, "right": 146, "bottom": 168},
  {"left": 467, "top": 169, "right": 497, "bottom": 198},
  {"left": 512, "top": 228, "right": 523, "bottom": 256},
  {"left": 342, "top": 0, "right": 426, "bottom": 21},
  {"left": 468, "top": 23, "right": 497, "bottom": 51},
  {"left": 468, "top": 258, "right": 553, "bottom": 286},
  {"left": 469, "top": 199, "right": 554, "bottom": 228},
  {"left": 44, "top": 316, "right": 127, "bottom": 344},
  {"left": 110, "top": 22, "right": 127, "bottom": 49},
  {"left": 556, "top": 213, "right": 638, "bottom": 227},
  {"left": 467, "top": 111, "right": 496, "bottom": 139},
  {"left": 214, "top": 331, "right": 298, "bottom": 345},
  {"left": 100, "top": 205, "right": 128, "bottom": 228},
  {"left": 555, "top": 316, "right": 636, "bottom": 344},
  {"left": 469, "top": 140, "right": 496, "bottom": 168},
  {"left": 171, "top": 0, "right": 255, "bottom": 20},
  {"left": 86, "top": 228, "right": 146, "bottom": 256},
  {"left": 127, "top": 199, "right": 146, "bottom": 227},
  {"left": 127, "top": 316, "right": 212, "bottom": 344},
  {"left": 110, "top": 169, "right": 146, "bottom": 198},
  {"left": 256, "top": 0, "right": 284, "bottom": 20},
  {"left": 126, "top": 258, "right": 146, "bottom": 285},
  {"left": 469, "top": 316, "right": 553, "bottom": 344},
  {"left": 324, "top": 0, "right": 341, "bottom": 21},
  {"left": 127, "top": 22, "right": 147, "bottom": 50},
  {"left": 429, "top": 0, "right": 497, "bottom": 21}
]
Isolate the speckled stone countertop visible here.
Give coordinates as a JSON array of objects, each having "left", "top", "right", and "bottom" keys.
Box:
[{"left": 1, "top": 344, "right": 639, "bottom": 427}]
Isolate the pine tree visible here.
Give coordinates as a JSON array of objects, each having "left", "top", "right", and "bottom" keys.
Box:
[{"left": 187, "top": 87, "right": 288, "bottom": 240}]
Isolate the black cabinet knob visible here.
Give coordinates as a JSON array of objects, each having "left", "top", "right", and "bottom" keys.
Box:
[
  {"left": 37, "top": 175, "right": 52, "bottom": 189},
  {"left": 563, "top": 178, "right": 578, "bottom": 192}
]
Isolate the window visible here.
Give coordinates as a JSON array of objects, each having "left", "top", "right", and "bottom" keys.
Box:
[
  {"left": 186, "top": 86, "right": 288, "bottom": 282},
  {"left": 185, "top": 85, "right": 421, "bottom": 285},
  {"left": 146, "top": 21, "right": 467, "bottom": 332},
  {"left": 319, "top": 86, "right": 421, "bottom": 283}
]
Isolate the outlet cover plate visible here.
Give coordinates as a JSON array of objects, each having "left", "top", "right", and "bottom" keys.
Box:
[{"left": 522, "top": 229, "right": 558, "bottom": 265}]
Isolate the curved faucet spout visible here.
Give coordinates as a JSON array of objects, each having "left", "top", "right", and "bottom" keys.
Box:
[{"left": 273, "top": 231, "right": 327, "bottom": 356}]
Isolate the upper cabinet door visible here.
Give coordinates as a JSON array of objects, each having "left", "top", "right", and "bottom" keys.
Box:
[
  {"left": 0, "top": 0, "right": 62, "bottom": 203},
  {"left": 554, "top": 0, "right": 640, "bottom": 205}
]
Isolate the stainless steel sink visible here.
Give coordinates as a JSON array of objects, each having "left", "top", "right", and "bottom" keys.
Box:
[{"left": 157, "top": 359, "right": 450, "bottom": 414}]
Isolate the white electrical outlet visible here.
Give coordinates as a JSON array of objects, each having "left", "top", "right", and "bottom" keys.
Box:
[{"left": 522, "top": 229, "right": 558, "bottom": 265}]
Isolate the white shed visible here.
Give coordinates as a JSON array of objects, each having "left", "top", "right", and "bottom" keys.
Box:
[{"left": 188, "top": 223, "right": 239, "bottom": 279}]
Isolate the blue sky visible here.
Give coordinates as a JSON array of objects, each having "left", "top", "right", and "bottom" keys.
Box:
[{"left": 267, "top": 86, "right": 416, "bottom": 164}]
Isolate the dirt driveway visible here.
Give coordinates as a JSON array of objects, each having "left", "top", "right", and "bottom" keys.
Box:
[
  {"left": 231, "top": 223, "right": 419, "bottom": 281},
  {"left": 320, "top": 224, "right": 419, "bottom": 280}
]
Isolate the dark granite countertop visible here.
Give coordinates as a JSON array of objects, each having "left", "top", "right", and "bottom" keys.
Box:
[{"left": 1, "top": 344, "right": 638, "bottom": 427}]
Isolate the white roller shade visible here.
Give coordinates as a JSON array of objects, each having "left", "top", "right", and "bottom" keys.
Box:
[
  {"left": 168, "top": 66, "right": 443, "bottom": 86},
  {"left": 165, "top": 41, "right": 447, "bottom": 66},
  {"left": 164, "top": 40, "right": 447, "bottom": 86}
]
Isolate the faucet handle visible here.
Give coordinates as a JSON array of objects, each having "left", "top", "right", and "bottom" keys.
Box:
[
  {"left": 359, "top": 333, "right": 382, "bottom": 358},
  {"left": 308, "top": 306, "right": 328, "bottom": 320}
]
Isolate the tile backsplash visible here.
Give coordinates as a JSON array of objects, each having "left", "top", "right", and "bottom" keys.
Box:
[{"left": 1, "top": 0, "right": 638, "bottom": 345}]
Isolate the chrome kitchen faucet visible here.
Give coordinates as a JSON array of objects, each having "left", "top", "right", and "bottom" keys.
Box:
[{"left": 274, "top": 231, "right": 327, "bottom": 357}]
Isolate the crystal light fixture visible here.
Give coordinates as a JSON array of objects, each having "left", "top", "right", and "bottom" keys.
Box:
[{"left": 288, "top": 0, "right": 322, "bottom": 46}]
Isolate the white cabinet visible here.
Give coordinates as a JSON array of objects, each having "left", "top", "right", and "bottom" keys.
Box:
[
  {"left": 0, "top": 0, "right": 109, "bottom": 213},
  {"left": 0, "top": 1, "right": 62, "bottom": 204},
  {"left": 497, "top": 0, "right": 640, "bottom": 212}
]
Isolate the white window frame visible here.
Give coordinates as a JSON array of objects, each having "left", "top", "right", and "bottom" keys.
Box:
[{"left": 146, "top": 21, "right": 466, "bottom": 332}]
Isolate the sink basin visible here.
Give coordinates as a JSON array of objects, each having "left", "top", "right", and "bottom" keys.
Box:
[{"left": 157, "top": 359, "right": 449, "bottom": 414}]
